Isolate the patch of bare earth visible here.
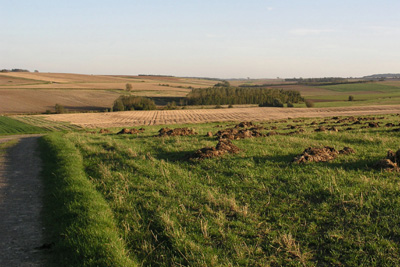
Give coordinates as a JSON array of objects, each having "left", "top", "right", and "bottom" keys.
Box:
[
  {"left": 293, "top": 146, "right": 355, "bottom": 164},
  {"left": 0, "top": 136, "right": 47, "bottom": 266},
  {"left": 42, "top": 105, "right": 400, "bottom": 128}
]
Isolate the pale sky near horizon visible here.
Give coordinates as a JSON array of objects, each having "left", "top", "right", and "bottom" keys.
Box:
[{"left": 1, "top": 0, "right": 399, "bottom": 78}]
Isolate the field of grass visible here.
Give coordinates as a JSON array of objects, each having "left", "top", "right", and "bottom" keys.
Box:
[
  {"left": 0, "top": 116, "right": 48, "bottom": 135},
  {"left": 320, "top": 82, "right": 400, "bottom": 92},
  {"left": 40, "top": 114, "right": 400, "bottom": 266}
]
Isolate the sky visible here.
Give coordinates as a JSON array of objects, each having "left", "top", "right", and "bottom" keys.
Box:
[{"left": 1, "top": 0, "right": 400, "bottom": 78}]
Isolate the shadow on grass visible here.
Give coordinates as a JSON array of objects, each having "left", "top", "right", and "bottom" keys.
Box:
[{"left": 153, "top": 147, "right": 194, "bottom": 162}]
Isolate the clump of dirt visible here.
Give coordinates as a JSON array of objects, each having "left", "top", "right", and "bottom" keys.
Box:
[
  {"left": 157, "top": 127, "right": 197, "bottom": 137},
  {"left": 235, "top": 121, "right": 255, "bottom": 128},
  {"left": 314, "top": 126, "right": 326, "bottom": 132},
  {"left": 339, "top": 147, "right": 356, "bottom": 155},
  {"left": 99, "top": 129, "right": 111, "bottom": 134},
  {"left": 368, "top": 122, "right": 379, "bottom": 128},
  {"left": 315, "top": 126, "right": 339, "bottom": 132},
  {"left": 206, "top": 131, "right": 213, "bottom": 137},
  {"left": 375, "top": 149, "right": 400, "bottom": 172},
  {"left": 117, "top": 128, "right": 145, "bottom": 134},
  {"left": 293, "top": 146, "right": 355, "bottom": 164},
  {"left": 189, "top": 139, "right": 240, "bottom": 160},
  {"left": 215, "top": 127, "right": 265, "bottom": 140}
]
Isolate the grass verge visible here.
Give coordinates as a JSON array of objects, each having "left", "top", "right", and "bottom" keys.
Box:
[
  {"left": 39, "top": 133, "right": 136, "bottom": 266},
  {"left": 0, "top": 116, "right": 48, "bottom": 135}
]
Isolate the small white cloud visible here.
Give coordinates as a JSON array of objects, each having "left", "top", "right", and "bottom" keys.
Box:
[
  {"left": 290, "top": 28, "right": 335, "bottom": 36},
  {"left": 267, "top": 7, "right": 274, "bottom": 11}
]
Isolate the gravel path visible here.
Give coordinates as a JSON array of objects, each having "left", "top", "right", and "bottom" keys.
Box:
[{"left": 0, "top": 135, "right": 47, "bottom": 266}]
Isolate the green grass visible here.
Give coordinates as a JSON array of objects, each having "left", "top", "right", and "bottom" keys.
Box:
[
  {"left": 0, "top": 138, "right": 18, "bottom": 156},
  {"left": 39, "top": 134, "right": 137, "bottom": 266},
  {"left": 319, "top": 82, "right": 400, "bottom": 92},
  {"left": 43, "top": 116, "right": 400, "bottom": 266},
  {"left": 0, "top": 116, "right": 48, "bottom": 135}
]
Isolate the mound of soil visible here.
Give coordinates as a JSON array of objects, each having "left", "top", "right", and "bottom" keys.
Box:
[
  {"left": 339, "top": 147, "right": 356, "bottom": 155},
  {"left": 235, "top": 121, "right": 255, "bottom": 128},
  {"left": 215, "top": 127, "right": 265, "bottom": 140},
  {"left": 158, "top": 127, "right": 197, "bottom": 137},
  {"left": 99, "top": 129, "right": 111, "bottom": 134},
  {"left": 293, "top": 146, "right": 355, "bottom": 164},
  {"left": 117, "top": 128, "right": 145, "bottom": 134},
  {"left": 189, "top": 139, "right": 240, "bottom": 160},
  {"left": 375, "top": 149, "right": 400, "bottom": 172},
  {"left": 368, "top": 122, "right": 380, "bottom": 128},
  {"left": 314, "top": 126, "right": 326, "bottom": 132}
]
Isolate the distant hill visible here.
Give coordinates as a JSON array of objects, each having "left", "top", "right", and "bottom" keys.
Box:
[{"left": 363, "top": 73, "right": 400, "bottom": 79}]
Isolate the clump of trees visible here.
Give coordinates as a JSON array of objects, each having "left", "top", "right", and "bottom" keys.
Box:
[
  {"left": 186, "top": 86, "right": 303, "bottom": 106},
  {"left": 1, "top": 68, "right": 30, "bottom": 73},
  {"left": 112, "top": 96, "right": 156, "bottom": 111}
]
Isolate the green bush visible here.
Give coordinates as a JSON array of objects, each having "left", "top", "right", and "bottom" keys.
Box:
[
  {"left": 55, "top": 104, "right": 66, "bottom": 114},
  {"left": 112, "top": 96, "right": 156, "bottom": 111},
  {"left": 305, "top": 100, "right": 315, "bottom": 108},
  {"left": 348, "top": 95, "right": 355, "bottom": 101}
]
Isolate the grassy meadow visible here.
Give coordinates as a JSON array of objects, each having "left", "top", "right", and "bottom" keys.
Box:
[
  {"left": 306, "top": 81, "right": 400, "bottom": 107},
  {"left": 0, "top": 116, "right": 48, "bottom": 135},
  {"left": 40, "top": 114, "right": 400, "bottom": 266}
]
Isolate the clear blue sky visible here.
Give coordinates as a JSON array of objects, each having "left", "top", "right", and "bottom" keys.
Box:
[{"left": 1, "top": 0, "right": 399, "bottom": 78}]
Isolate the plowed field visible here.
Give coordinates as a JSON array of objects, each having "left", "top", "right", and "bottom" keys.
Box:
[{"left": 42, "top": 105, "right": 400, "bottom": 128}]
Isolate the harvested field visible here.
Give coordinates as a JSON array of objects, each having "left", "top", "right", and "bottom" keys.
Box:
[
  {"left": 42, "top": 105, "right": 400, "bottom": 128},
  {"left": 0, "top": 73, "right": 220, "bottom": 114},
  {"left": 0, "top": 89, "right": 120, "bottom": 113}
]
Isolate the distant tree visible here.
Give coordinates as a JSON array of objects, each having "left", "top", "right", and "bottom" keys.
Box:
[
  {"left": 348, "top": 95, "right": 354, "bottom": 101},
  {"left": 125, "top": 83, "right": 132, "bottom": 92},
  {"left": 305, "top": 100, "right": 314, "bottom": 108},
  {"left": 55, "top": 104, "right": 66, "bottom": 114},
  {"left": 165, "top": 101, "right": 178, "bottom": 110},
  {"left": 34, "top": 70, "right": 39, "bottom": 73},
  {"left": 113, "top": 99, "right": 125, "bottom": 111},
  {"left": 214, "top": 81, "right": 230, "bottom": 87}
]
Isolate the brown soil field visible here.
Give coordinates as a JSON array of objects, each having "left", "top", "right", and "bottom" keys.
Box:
[
  {"left": 0, "top": 73, "right": 220, "bottom": 114},
  {"left": 0, "top": 89, "right": 120, "bottom": 114},
  {"left": 42, "top": 105, "right": 400, "bottom": 128}
]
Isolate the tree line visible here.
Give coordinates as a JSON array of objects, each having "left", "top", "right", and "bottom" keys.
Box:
[
  {"left": 186, "top": 85, "right": 304, "bottom": 106},
  {"left": 112, "top": 96, "right": 156, "bottom": 111}
]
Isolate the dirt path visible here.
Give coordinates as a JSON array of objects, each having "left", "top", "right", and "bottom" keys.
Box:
[{"left": 0, "top": 135, "right": 46, "bottom": 266}]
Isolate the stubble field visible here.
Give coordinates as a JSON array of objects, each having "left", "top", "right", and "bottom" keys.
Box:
[{"left": 39, "top": 105, "right": 400, "bottom": 128}]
